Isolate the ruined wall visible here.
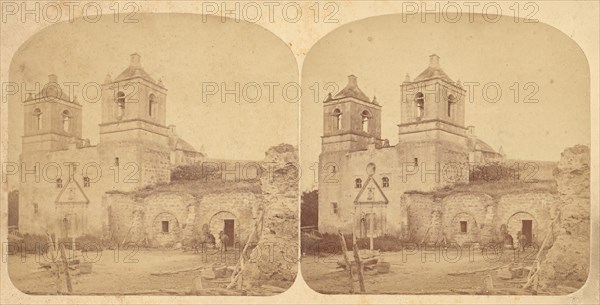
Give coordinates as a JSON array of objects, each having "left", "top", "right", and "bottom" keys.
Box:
[
  {"left": 494, "top": 192, "right": 555, "bottom": 246},
  {"left": 242, "top": 144, "right": 298, "bottom": 290},
  {"left": 442, "top": 193, "right": 492, "bottom": 245},
  {"left": 401, "top": 190, "right": 557, "bottom": 246},
  {"left": 104, "top": 190, "right": 259, "bottom": 248},
  {"left": 194, "top": 192, "right": 259, "bottom": 247},
  {"left": 401, "top": 193, "right": 439, "bottom": 243},
  {"left": 143, "top": 192, "right": 196, "bottom": 247},
  {"left": 539, "top": 145, "right": 590, "bottom": 290}
]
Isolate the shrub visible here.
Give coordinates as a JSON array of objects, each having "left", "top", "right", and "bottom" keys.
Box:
[{"left": 18, "top": 233, "right": 49, "bottom": 254}]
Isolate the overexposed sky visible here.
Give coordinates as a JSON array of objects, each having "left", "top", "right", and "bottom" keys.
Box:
[
  {"left": 8, "top": 14, "right": 298, "bottom": 163},
  {"left": 300, "top": 14, "right": 590, "bottom": 190}
]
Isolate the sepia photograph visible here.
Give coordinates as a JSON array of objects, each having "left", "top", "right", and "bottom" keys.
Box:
[
  {"left": 300, "top": 13, "right": 591, "bottom": 295},
  {"left": 0, "top": 1, "right": 598, "bottom": 304},
  {"left": 4, "top": 13, "right": 299, "bottom": 296}
]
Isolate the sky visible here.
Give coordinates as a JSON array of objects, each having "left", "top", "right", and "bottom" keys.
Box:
[
  {"left": 8, "top": 14, "right": 299, "bottom": 164},
  {"left": 7, "top": 13, "right": 591, "bottom": 192},
  {"left": 300, "top": 14, "right": 590, "bottom": 190}
]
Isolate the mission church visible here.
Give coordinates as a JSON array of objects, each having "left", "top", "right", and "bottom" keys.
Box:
[
  {"left": 18, "top": 53, "right": 209, "bottom": 242},
  {"left": 318, "top": 54, "right": 507, "bottom": 242}
]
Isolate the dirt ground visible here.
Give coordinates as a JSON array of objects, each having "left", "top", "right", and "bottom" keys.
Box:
[
  {"left": 301, "top": 246, "right": 558, "bottom": 295},
  {"left": 7, "top": 248, "right": 250, "bottom": 295}
]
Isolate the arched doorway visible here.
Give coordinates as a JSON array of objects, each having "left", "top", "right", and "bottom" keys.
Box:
[
  {"left": 506, "top": 212, "right": 537, "bottom": 246},
  {"left": 209, "top": 211, "right": 237, "bottom": 246}
]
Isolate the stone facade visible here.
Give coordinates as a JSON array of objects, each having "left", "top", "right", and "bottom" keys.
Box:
[
  {"left": 318, "top": 55, "right": 503, "bottom": 238},
  {"left": 18, "top": 54, "right": 211, "bottom": 240},
  {"left": 105, "top": 191, "right": 260, "bottom": 248},
  {"left": 398, "top": 192, "right": 555, "bottom": 246}
]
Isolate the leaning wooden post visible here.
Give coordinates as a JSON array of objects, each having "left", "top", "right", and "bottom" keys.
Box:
[
  {"left": 369, "top": 214, "right": 374, "bottom": 251},
  {"left": 338, "top": 231, "right": 354, "bottom": 294},
  {"left": 46, "top": 233, "right": 62, "bottom": 294},
  {"left": 59, "top": 243, "right": 73, "bottom": 294},
  {"left": 352, "top": 242, "right": 366, "bottom": 293}
]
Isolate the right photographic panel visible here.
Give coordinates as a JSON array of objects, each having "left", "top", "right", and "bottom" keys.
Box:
[{"left": 300, "top": 13, "right": 591, "bottom": 295}]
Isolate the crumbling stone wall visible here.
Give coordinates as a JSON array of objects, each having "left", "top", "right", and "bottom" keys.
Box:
[
  {"left": 144, "top": 192, "right": 195, "bottom": 247},
  {"left": 401, "top": 193, "right": 440, "bottom": 243},
  {"left": 242, "top": 144, "right": 298, "bottom": 290},
  {"left": 194, "top": 192, "right": 258, "bottom": 247},
  {"left": 104, "top": 191, "right": 260, "bottom": 248},
  {"left": 494, "top": 192, "right": 555, "bottom": 246},
  {"left": 401, "top": 190, "right": 557, "bottom": 247},
  {"left": 442, "top": 193, "right": 492, "bottom": 245},
  {"left": 539, "top": 145, "right": 590, "bottom": 290}
]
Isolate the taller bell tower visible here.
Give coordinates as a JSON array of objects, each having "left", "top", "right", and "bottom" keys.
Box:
[
  {"left": 98, "top": 54, "right": 171, "bottom": 188},
  {"left": 398, "top": 54, "right": 467, "bottom": 141},
  {"left": 99, "top": 53, "right": 169, "bottom": 146}
]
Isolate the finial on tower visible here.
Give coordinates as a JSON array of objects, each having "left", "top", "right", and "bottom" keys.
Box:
[
  {"left": 130, "top": 53, "right": 142, "bottom": 68},
  {"left": 325, "top": 92, "right": 333, "bottom": 102},
  {"left": 429, "top": 54, "right": 440, "bottom": 68},
  {"left": 347, "top": 74, "right": 358, "bottom": 88},
  {"left": 404, "top": 73, "right": 411, "bottom": 83}
]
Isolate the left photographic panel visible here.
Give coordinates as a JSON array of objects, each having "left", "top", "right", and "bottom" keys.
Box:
[{"left": 5, "top": 13, "right": 299, "bottom": 296}]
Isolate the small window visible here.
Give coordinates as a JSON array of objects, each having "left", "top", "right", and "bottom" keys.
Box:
[
  {"left": 116, "top": 91, "right": 125, "bottom": 117},
  {"left": 62, "top": 110, "right": 70, "bottom": 132},
  {"left": 83, "top": 176, "right": 90, "bottom": 187},
  {"left": 33, "top": 108, "right": 43, "bottom": 130},
  {"left": 414, "top": 158, "right": 418, "bottom": 166},
  {"left": 415, "top": 92, "right": 425, "bottom": 118},
  {"left": 114, "top": 157, "right": 119, "bottom": 166},
  {"left": 331, "top": 165, "right": 337, "bottom": 173},
  {"left": 382, "top": 177, "right": 389, "bottom": 188},
  {"left": 56, "top": 178, "right": 63, "bottom": 188},
  {"left": 355, "top": 178, "right": 362, "bottom": 189},
  {"left": 162, "top": 221, "right": 169, "bottom": 233},
  {"left": 361, "top": 110, "right": 370, "bottom": 133},
  {"left": 149, "top": 94, "right": 156, "bottom": 116},
  {"left": 33, "top": 203, "right": 39, "bottom": 215},
  {"left": 333, "top": 108, "right": 342, "bottom": 130},
  {"left": 460, "top": 221, "right": 467, "bottom": 233},
  {"left": 447, "top": 94, "right": 456, "bottom": 117},
  {"left": 331, "top": 202, "right": 338, "bottom": 214}
]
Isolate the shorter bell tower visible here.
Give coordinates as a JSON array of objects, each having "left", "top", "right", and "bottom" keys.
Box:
[
  {"left": 322, "top": 75, "right": 382, "bottom": 153},
  {"left": 22, "top": 74, "right": 83, "bottom": 153}
]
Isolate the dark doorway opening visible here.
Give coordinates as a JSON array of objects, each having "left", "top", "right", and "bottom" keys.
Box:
[
  {"left": 224, "top": 219, "right": 235, "bottom": 246},
  {"left": 162, "top": 221, "right": 169, "bottom": 233},
  {"left": 522, "top": 220, "right": 533, "bottom": 245}
]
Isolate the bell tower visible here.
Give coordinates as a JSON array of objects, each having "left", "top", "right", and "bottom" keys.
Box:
[
  {"left": 99, "top": 53, "right": 169, "bottom": 146},
  {"left": 322, "top": 75, "right": 382, "bottom": 153},
  {"left": 22, "top": 74, "right": 83, "bottom": 153},
  {"left": 98, "top": 53, "right": 171, "bottom": 188},
  {"left": 398, "top": 54, "right": 467, "bottom": 140}
]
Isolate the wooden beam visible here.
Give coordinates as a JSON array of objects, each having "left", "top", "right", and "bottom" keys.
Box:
[
  {"left": 338, "top": 231, "right": 354, "bottom": 294},
  {"left": 352, "top": 243, "right": 365, "bottom": 293}
]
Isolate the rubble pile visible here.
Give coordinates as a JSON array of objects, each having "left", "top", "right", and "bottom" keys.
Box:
[
  {"left": 241, "top": 144, "right": 299, "bottom": 291},
  {"left": 538, "top": 145, "right": 590, "bottom": 289}
]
